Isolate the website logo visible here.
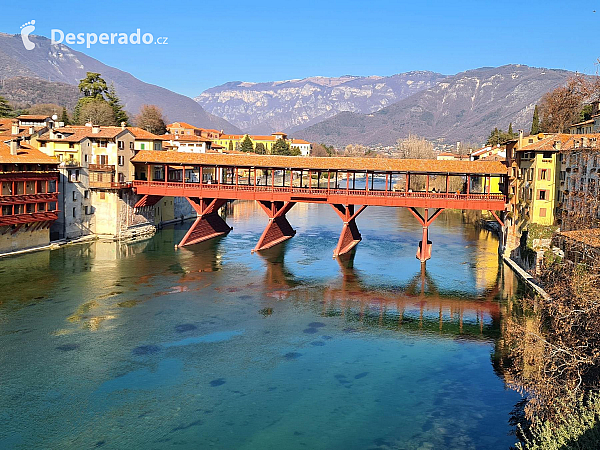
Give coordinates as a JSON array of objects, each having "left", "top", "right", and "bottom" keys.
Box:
[
  {"left": 51, "top": 29, "right": 168, "bottom": 49},
  {"left": 20, "top": 20, "right": 35, "bottom": 50}
]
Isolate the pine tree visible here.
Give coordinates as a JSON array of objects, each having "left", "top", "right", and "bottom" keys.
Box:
[
  {"left": 106, "top": 83, "right": 129, "bottom": 126},
  {"left": 240, "top": 135, "right": 254, "bottom": 152},
  {"left": 272, "top": 138, "right": 291, "bottom": 155},
  {"left": 0, "top": 95, "right": 14, "bottom": 118},
  {"left": 61, "top": 107, "right": 70, "bottom": 125},
  {"left": 255, "top": 142, "right": 266, "bottom": 154},
  {"left": 531, "top": 104, "right": 540, "bottom": 135}
]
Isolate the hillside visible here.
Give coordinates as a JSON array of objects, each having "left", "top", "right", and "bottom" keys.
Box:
[
  {"left": 0, "top": 33, "right": 240, "bottom": 132},
  {"left": 195, "top": 72, "right": 445, "bottom": 134},
  {"left": 0, "top": 76, "right": 80, "bottom": 110},
  {"left": 296, "top": 65, "right": 573, "bottom": 147}
]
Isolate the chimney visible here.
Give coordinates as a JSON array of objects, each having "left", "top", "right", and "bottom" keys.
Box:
[
  {"left": 49, "top": 128, "right": 57, "bottom": 139},
  {"left": 518, "top": 129, "right": 523, "bottom": 149},
  {"left": 92, "top": 125, "right": 100, "bottom": 134},
  {"left": 11, "top": 119, "right": 19, "bottom": 136},
  {"left": 553, "top": 140, "right": 561, "bottom": 150},
  {"left": 10, "top": 140, "right": 18, "bottom": 156},
  {"left": 29, "top": 126, "right": 34, "bottom": 135},
  {"left": 85, "top": 122, "right": 93, "bottom": 127},
  {"left": 121, "top": 121, "right": 126, "bottom": 130}
]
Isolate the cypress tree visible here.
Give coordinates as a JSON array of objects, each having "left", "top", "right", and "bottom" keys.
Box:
[
  {"left": 61, "top": 107, "right": 70, "bottom": 125},
  {"left": 106, "top": 83, "right": 129, "bottom": 126},
  {"left": 508, "top": 122, "right": 513, "bottom": 136},
  {"left": 531, "top": 105, "right": 540, "bottom": 135},
  {"left": 0, "top": 95, "right": 14, "bottom": 118}
]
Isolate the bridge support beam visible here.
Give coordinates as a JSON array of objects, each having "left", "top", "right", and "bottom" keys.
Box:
[
  {"left": 253, "top": 201, "right": 296, "bottom": 253},
  {"left": 178, "top": 197, "right": 232, "bottom": 248},
  {"left": 489, "top": 210, "right": 507, "bottom": 255},
  {"left": 134, "top": 194, "right": 163, "bottom": 208},
  {"left": 331, "top": 204, "right": 367, "bottom": 258},
  {"left": 408, "top": 207, "right": 444, "bottom": 263}
]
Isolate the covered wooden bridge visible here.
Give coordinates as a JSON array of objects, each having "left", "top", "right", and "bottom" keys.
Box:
[{"left": 131, "top": 151, "right": 508, "bottom": 261}]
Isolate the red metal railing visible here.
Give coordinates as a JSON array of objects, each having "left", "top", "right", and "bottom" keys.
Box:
[{"left": 132, "top": 180, "right": 506, "bottom": 202}]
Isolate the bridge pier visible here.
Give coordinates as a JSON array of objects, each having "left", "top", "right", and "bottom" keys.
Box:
[
  {"left": 331, "top": 204, "right": 367, "bottom": 258},
  {"left": 178, "top": 197, "right": 232, "bottom": 248},
  {"left": 408, "top": 207, "right": 444, "bottom": 263},
  {"left": 253, "top": 201, "right": 296, "bottom": 253}
]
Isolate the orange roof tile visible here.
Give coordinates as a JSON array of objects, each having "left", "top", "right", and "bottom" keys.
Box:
[
  {"left": 0, "top": 141, "right": 59, "bottom": 165},
  {"left": 131, "top": 151, "right": 508, "bottom": 174},
  {"left": 17, "top": 114, "right": 52, "bottom": 120},
  {"left": 126, "top": 127, "right": 166, "bottom": 140},
  {"left": 291, "top": 139, "right": 310, "bottom": 145},
  {"left": 167, "top": 122, "right": 198, "bottom": 130},
  {"left": 517, "top": 134, "right": 570, "bottom": 151}
]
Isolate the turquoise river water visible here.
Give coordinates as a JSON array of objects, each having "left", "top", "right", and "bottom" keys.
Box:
[{"left": 0, "top": 201, "right": 527, "bottom": 449}]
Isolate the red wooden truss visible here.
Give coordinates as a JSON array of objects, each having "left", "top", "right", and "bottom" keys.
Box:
[
  {"left": 177, "top": 197, "right": 232, "bottom": 248},
  {"left": 408, "top": 207, "right": 444, "bottom": 262},
  {"left": 331, "top": 204, "right": 367, "bottom": 257},
  {"left": 253, "top": 201, "right": 296, "bottom": 253}
]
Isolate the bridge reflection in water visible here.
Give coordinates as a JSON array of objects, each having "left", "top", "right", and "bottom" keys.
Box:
[
  {"left": 257, "top": 240, "right": 512, "bottom": 342},
  {"left": 131, "top": 152, "right": 508, "bottom": 262}
]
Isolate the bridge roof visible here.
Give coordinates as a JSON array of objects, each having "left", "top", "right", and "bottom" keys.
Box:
[{"left": 132, "top": 151, "right": 508, "bottom": 175}]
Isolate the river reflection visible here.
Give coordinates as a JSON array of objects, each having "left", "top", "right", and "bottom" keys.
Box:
[{"left": 0, "top": 201, "right": 526, "bottom": 450}]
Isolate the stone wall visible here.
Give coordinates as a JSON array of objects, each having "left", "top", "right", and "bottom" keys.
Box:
[{"left": 0, "top": 226, "right": 49, "bottom": 254}]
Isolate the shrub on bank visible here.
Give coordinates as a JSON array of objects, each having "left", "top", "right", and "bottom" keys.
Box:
[{"left": 516, "top": 393, "right": 600, "bottom": 450}]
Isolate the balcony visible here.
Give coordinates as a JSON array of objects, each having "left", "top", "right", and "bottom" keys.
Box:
[
  {"left": 89, "top": 164, "right": 115, "bottom": 172},
  {"left": 60, "top": 159, "right": 81, "bottom": 168}
]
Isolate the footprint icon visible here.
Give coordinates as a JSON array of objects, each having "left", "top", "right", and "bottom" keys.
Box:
[{"left": 20, "top": 20, "right": 35, "bottom": 51}]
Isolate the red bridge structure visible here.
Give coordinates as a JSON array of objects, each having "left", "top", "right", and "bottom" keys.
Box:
[{"left": 131, "top": 152, "right": 508, "bottom": 262}]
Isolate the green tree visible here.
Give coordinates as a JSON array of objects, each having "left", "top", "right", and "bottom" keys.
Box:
[
  {"left": 508, "top": 122, "right": 514, "bottom": 136},
  {"left": 290, "top": 147, "right": 302, "bottom": 156},
  {"left": 228, "top": 140, "right": 233, "bottom": 152},
  {"left": 240, "top": 135, "right": 254, "bottom": 152},
  {"left": 255, "top": 142, "right": 266, "bottom": 154},
  {"left": 271, "top": 138, "right": 291, "bottom": 155},
  {"left": 531, "top": 105, "right": 540, "bottom": 135},
  {"left": 78, "top": 72, "right": 108, "bottom": 99},
  {"left": 0, "top": 95, "right": 14, "bottom": 118},
  {"left": 106, "top": 83, "right": 129, "bottom": 125},
  {"left": 77, "top": 99, "right": 115, "bottom": 126},
  {"left": 61, "top": 107, "right": 70, "bottom": 125}
]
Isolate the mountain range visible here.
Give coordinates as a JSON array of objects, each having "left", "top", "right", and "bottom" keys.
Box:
[
  {"left": 295, "top": 65, "right": 572, "bottom": 146},
  {"left": 0, "top": 32, "right": 575, "bottom": 146},
  {"left": 195, "top": 72, "right": 446, "bottom": 134},
  {"left": 0, "top": 33, "right": 240, "bottom": 132}
]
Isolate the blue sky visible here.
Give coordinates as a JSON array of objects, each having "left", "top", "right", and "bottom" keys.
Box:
[{"left": 1, "top": 0, "right": 599, "bottom": 97}]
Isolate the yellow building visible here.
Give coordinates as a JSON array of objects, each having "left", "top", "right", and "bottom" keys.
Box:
[{"left": 512, "top": 134, "right": 566, "bottom": 226}]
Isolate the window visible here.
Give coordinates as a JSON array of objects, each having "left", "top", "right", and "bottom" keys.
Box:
[
  {"left": 72, "top": 191, "right": 77, "bottom": 201},
  {"left": 84, "top": 154, "right": 88, "bottom": 163},
  {"left": 97, "top": 155, "right": 108, "bottom": 165},
  {"left": 140, "top": 143, "right": 145, "bottom": 150},
  {"left": 100, "top": 192, "right": 105, "bottom": 200},
  {"left": 539, "top": 208, "right": 547, "bottom": 218},
  {"left": 85, "top": 206, "right": 91, "bottom": 215},
  {"left": 72, "top": 207, "right": 76, "bottom": 218},
  {"left": 540, "top": 169, "right": 547, "bottom": 180},
  {"left": 538, "top": 190, "right": 547, "bottom": 200},
  {"left": 118, "top": 140, "right": 124, "bottom": 150},
  {"left": 84, "top": 190, "right": 90, "bottom": 199},
  {"left": 69, "top": 143, "right": 74, "bottom": 149},
  {"left": 118, "top": 156, "right": 125, "bottom": 166},
  {"left": 130, "top": 142, "right": 134, "bottom": 149}
]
